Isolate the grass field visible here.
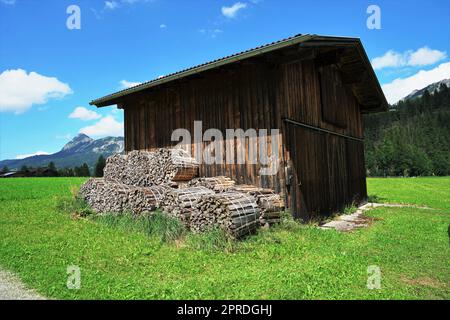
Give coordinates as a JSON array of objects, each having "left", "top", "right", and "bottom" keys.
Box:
[{"left": 0, "top": 177, "right": 449, "bottom": 300}]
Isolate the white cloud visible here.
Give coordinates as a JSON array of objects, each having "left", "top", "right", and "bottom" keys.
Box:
[
  {"left": 120, "top": 80, "right": 142, "bottom": 89},
  {"left": 0, "top": 0, "right": 16, "bottom": 5},
  {"left": 79, "top": 115, "right": 124, "bottom": 137},
  {"left": 0, "top": 69, "right": 72, "bottom": 114},
  {"left": 382, "top": 62, "right": 450, "bottom": 104},
  {"left": 16, "top": 151, "right": 50, "bottom": 160},
  {"left": 372, "top": 47, "right": 447, "bottom": 70},
  {"left": 371, "top": 50, "right": 405, "bottom": 70},
  {"left": 222, "top": 2, "right": 247, "bottom": 18},
  {"left": 160, "top": 24, "right": 167, "bottom": 29},
  {"left": 69, "top": 106, "right": 101, "bottom": 121},
  {"left": 104, "top": 1, "right": 119, "bottom": 10},
  {"left": 408, "top": 47, "right": 447, "bottom": 66}
]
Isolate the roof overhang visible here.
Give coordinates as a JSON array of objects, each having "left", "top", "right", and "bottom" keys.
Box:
[{"left": 90, "top": 34, "right": 388, "bottom": 113}]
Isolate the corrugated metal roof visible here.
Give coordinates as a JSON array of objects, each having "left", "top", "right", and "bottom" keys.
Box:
[{"left": 90, "top": 33, "right": 387, "bottom": 111}]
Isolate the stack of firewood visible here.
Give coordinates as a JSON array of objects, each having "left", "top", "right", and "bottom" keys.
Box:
[
  {"left": 187, "top": 176, "right": 236, "bottom": 193},
  {"left": 192, "top": 191, "right": 260, "bottom": 238},
  {"left": 103, "top": 154, "right": 127, "bottom": 183},
  {"left": 159, "top": 187, "right": 215, "bottom": 226},
  {"left": 79, "top": 147, "right": 285, "bottom": 236},
  {"left": 103, "top": 149, "right": 199, "bottom": 187},
  {"left": 79, "top": 178, "right": 170, "bottom": 215},
  {"left": 231, "top": 185, "right": 285, "bottom": 226}
]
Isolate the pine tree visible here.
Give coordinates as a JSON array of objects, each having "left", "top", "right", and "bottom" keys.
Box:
[
  {"left": 94, "top": 155, "right": 106, "bottom": 177},
  {"left": 48, "top": 162, "right": 56, "bottom": 171},
  {"left": 364, "top": 83, "right": 450, "bottom": 177},
  {"left": 81, "top": 163, "right": 90, "bottom": 177}
]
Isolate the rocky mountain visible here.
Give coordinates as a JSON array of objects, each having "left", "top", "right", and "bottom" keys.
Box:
[
  {"left": 403, "top": 79, "right": 450, "bottom": 101},
  {"left": 0, "top": 134, "right": 124, "bottom": 170}
]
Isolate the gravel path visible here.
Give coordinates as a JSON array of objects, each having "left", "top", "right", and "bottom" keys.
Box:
[{"left": 0, "top": 269, "right": 46, "bottom": 300}]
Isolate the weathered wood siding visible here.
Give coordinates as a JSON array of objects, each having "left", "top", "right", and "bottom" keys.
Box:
[
  {"left": 122, "top": 57, "right": 367, "bottom": 220},
  {"left": 277, "top": 61, "right": 366, "bottom": 219}
]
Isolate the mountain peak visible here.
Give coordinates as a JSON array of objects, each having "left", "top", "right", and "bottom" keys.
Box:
[
  {"left": 62, "top": 133, "right": 94, "bottom": 151},
  {"left": 403, "top": 79, "right": 450, "bottom": 102},
  {"left": 74, "top": 133, "right": 92, "bottom": 141}
]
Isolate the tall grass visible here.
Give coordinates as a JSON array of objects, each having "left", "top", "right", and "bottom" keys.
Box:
[
  {"left": 56, "top": 193, "right": 186, "bottom": 243},
  {"left": 56, "top": 195, "right": 93, "bottom": 218},
  {"left": 186, "top": 228, "right": 236, "bottom": 252},
  {"left": 91, "top": 211, "right": 186, "bottom": 243}
]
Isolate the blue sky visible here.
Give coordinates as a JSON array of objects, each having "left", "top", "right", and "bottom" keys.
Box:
[{"left": 1, "top": 0, "right": 449, "bottom": 160}]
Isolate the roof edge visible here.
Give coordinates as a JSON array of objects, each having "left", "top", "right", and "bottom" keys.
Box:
[
  {"left": 91, "top": 34, "right": 318, "bottom": 107},
  {"left": 89, "top": 34, "right": 388, "bottom": 112}
]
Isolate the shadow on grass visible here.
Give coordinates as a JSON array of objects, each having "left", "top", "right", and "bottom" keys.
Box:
[{"left": 367, "top": 194, "right": 387, "bottom": 203}]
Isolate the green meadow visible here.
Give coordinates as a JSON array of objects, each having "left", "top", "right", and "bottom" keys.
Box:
[{"left": 0, "top": 177, "right": 448, "bottom": 299}]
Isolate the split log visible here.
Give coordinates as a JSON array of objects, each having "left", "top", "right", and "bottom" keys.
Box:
[
  {"left": 230, "top": 185, "right": 285, "bottom": 226},
  {"left": 159, "top": 187, "right": 215, "bottom": 226},
  {"left": 79, "top": 178, "right": 170, "bottom": 215},
  {"left": 187, "top": 176, "right": 236, "bottom": 193},
  {"left": 192, "top": 191, "right": 260, "bottom": 238},
  {"left": 103, "top": 149, "right": 199, "bottom": 187}
]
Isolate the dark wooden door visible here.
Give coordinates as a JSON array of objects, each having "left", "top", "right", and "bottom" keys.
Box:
[{"left": 284, "top": 120, "right": 367, "bottom": 221}]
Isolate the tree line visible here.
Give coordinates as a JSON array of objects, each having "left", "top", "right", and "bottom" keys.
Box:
[
  {"left": 364, "top": 82, "right": 450, "bottom": 177},
  {"left": 1, "top": 155, "right": 107, "bottom": 178}
]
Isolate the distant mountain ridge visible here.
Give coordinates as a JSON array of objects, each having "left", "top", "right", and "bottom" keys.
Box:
[
  {"left": 0, "top": 134, "right": 124, "bottom": 170},
  {"left": 402, "top": 79, "right": 450, "bottom": 102}
]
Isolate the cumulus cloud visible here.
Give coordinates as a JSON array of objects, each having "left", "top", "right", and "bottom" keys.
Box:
[
  {"left": 69, "top": 106, "right": 101, "bottom": 121},
  {"left": 79, "top": 115, "right": 124, "bottom": 137},
  {"left": 120, "top": 80, "right": 142, "bottom": 89},
  {"left": 382, "top": 62, "right": 450, "bottom": 104},
  {"left": 16, "top": 151, "right": 50, "bottom": 160},
  {"left": 408, "top": 47, "right": 447, "bottom": 66},
  {"left": 222, "top": 2, "right": 247, "bottom": 18},
  {"left": 372, "top": 47, "right": 447, "bottom": 70},
  {"left": 0, "top": 69, "right": 72, "bottom": 114}
]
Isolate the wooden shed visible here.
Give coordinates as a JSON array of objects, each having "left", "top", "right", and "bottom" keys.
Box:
[{"left": 90, "top": 34, "right": 388, "bottom": 221}]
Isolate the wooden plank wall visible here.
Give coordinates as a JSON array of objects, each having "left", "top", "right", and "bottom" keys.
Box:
[
  {"left": 124, "top": 62, "right": 286, "bottom": 194},
  {"left": 278, "top": 60, "right": 366, "bottom": 219},
  {"left": 122, "top": 54, "right": 367, "bottom": 219}
]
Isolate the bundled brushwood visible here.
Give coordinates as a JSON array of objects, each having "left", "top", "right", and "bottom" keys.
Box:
[
  {"left": 103, "top": 149, "right": 199, "bottom": 187},
  {"left": 257, "top": 194, "right": 285, "bottom": 226},
  {"left": 192, "top": 191, "right": 260, "bottom": 238},
  {"left": 187, "top": 176, "right": 236, "bottom": 193},
  {"left": 230, "top": 185, "right": 285, "bottom": 226},
  {"left": 168, "top": 149, "right": 199, "bottom": 182},
  {"left": 160, "top": 187, "right": 215, "bottom": 226},
  {"left": 78, "top": 178, "right": 170, "bottom": 215}
]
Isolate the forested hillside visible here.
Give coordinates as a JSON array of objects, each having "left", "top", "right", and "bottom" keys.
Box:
[{"left": 364, "top": 83, "right": 450, "bottom": 177}]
